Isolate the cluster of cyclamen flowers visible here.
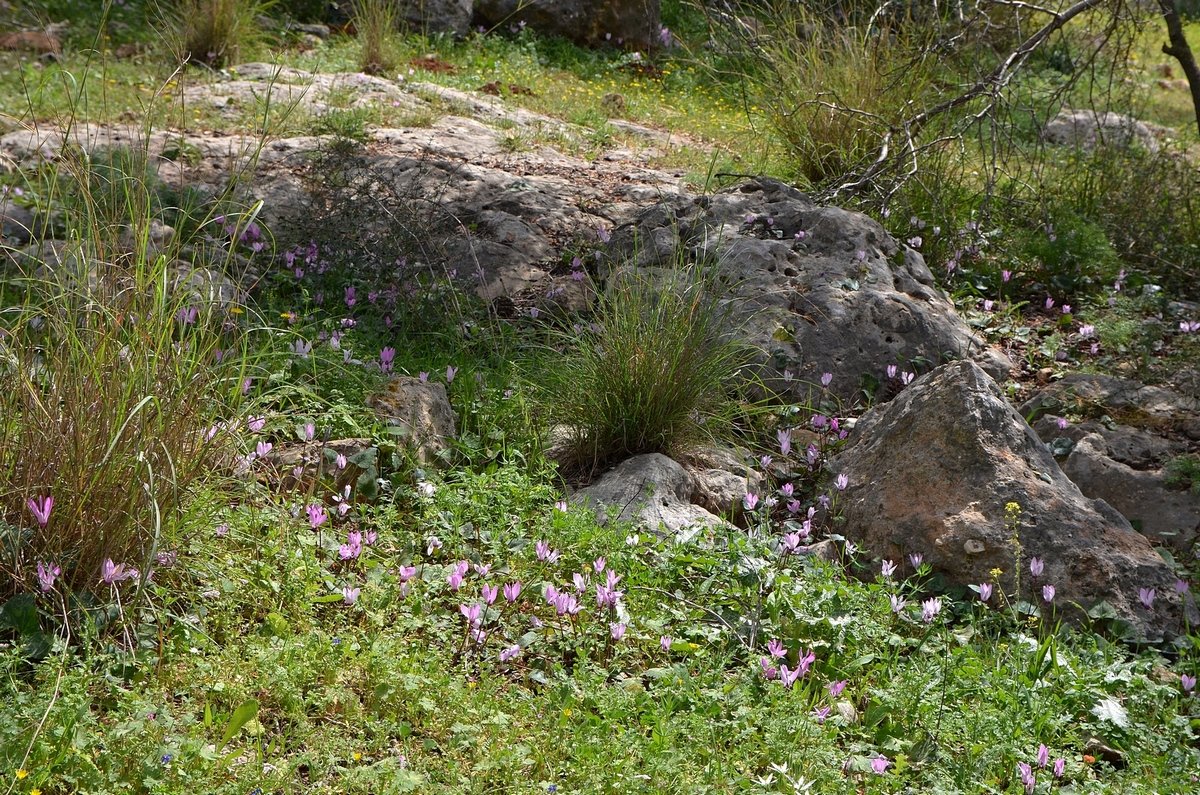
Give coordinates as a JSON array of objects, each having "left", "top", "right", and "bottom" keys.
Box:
[
  {"left": 1017, "top": 744, "right": 1067, "bottom": 794},
  {"left": 428, "top": 539, "right": 632, "bottom": 663},
  {"left": 27, "top": 492, "right": 178, "bottom": 594}
]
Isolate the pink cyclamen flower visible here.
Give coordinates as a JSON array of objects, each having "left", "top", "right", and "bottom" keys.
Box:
[
  {"left": 1053, "top": 758, "right": 1065, "bottom": 778},
  {"left": 503, "top": 581, "right": 522, "bottom": 602},
  {"left": 1018, "top": 762, "right": 1036, "bottom": 794},
  {"left": 247, "top": 415, "right": 266, "bottom": 432},
  {"left": 921, "top": 598, "right": 942, "bottom": 623},
  {"left": 760, "top": 657, "right": 778, "bottom": 680},
  {"left": 593, "top": 557, "right": 606, "bottom": 573},
  {"left": 820, "top": 372, "right": 833, "bottom": 387},
  {"left": 813, "top": 706, "right": 831, "bottom": 724},
  {"left": 1037, "top": 744, "right": 1049, "bottom": 769},
  {"left": 1002, "top": 269, "right": 1012, "bottom": 282},
  {"left": 890, "top": 594, "right": 907, "bottom": 614},
  {"left": 778, "top": 665, "right": 802, "bottom": 688},
  {"left": 481, "top": 584, "right": 498, "bottom": 604},
  {"left": 881, "top": 560, "right": 896, "bottom": 578},
  {"left": 459, "top": 603, "right": 482, "bottom": 625},
  {"left": 767, "top": 638, "right": 786, "bottom": 659},
  {"left": 342, "top": 586, "right": 360, "bottom": 605},
  {"left": 660, "top": 635, "right": 672, "bottom": 651},
  {"left": 398, "top": 565, "right": 417, "bottom": 581},
  {"left": 26, "top": 495, "right": 53, "bottom": 528},
  {"left": 743, "top": 492, "right": 759, "bottom": 511},
  {"left": 886, "top": 364, "right": 898, "bottom": 379},
  {"left": 900, "top": 371, "right": 915, "bottom": 385},
  {"left": 100, "top": 558, "right": 136, "bottom": 585},
  {"left": 828, "top": 679, "right": 847, "bottom": 697},
  {"left": 256, "top": 440, "right": 272, "bottom": 458},
  {"left": 535, "top": 540, "right": 559, "bottom": 563},
  {"left": 36, "top": 561, "right": 60, "bottom": 592},
  {"left": 871, "top": 756, "right": 890, "bottom": 774},
  {"left": 909, "top": 553, "right": 923, "bottom": 569},
  {"left": 307, "top": 504, "right": 327, "bottom": 529},
  {"left": 446, "top": 365, "right": 458, "bottom": 383},
  {"left": 1138, "top": 587, "right": 1156, "bottom": 609},
  {"left": 610, "top": 622, "right": 626, "bottom": 641},
  {"left": 499, "top": 645, "right": 521, "bottom": 662},
  {"left": 777, "top": 428, "right": 792, "bottom": 456},
  {"left": 834, "top": 473, "right": 848, "bottom": 491},
  {"left": 1182, "top": 673, "right": 1196, "bottom": 693},
  {"left": 339, "top": 531, "right": 363, "bottom": 560},
  {"left": 1045, "top": 296, "right": 1055, "bottom": 310},
  {"left": 978, "top": 582, "right": 993, "bottom": 602},
  {"left": 304, "top": 423, "right": 316, "bottom": 441},
  {"left": 1042, "top": 584, "right": 1056, "bottom": 603},
  {"left": 1029, "top": 557, "right": 1044, "bottom": 578},
  {"left": 379, "top": 347, "right": 395, "bottom": 373}
]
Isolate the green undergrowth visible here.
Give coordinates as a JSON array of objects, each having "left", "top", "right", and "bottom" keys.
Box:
[{"left": 3, "top": 459, "right": 1199, "bottom": 793}]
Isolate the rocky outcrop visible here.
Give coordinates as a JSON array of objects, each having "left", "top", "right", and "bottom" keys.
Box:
[
  {"left": 396, "top": 0, "right": 473, "bottom": 36},
  {"left": 474, "top": 0, "right": 661, "bottom": 50},
  {"left": 1043, "top": 109, "right": 1168, "bottom": 153},
  {"left": 606, "top": 179, "right": 1012, "bottom": 402},
  {"left": 834, "top": 360, "right": 1190, "bottom": 640},
  {"left": 1023, "top": 374, "right": 1200, "bottom": 554}
]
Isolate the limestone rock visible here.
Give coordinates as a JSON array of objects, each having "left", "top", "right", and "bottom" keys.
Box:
[
  {"left": 1062, "top": 433, "right": 1199, "bottom": 553},
  {"left": 607, "top": 179, "right": 1011, "bottom": 402},
  {"left": 1043, "top": 109, "right": 1167, "bottom": 152},
  {"left": 367, "top": 376, "right": 458, "bottom": 463},
  {"left": 0, "top": 197, "right": 34, "bottom": 245},
  {"left": 573, "top": 453, "right": 726, "bottom": 534},
  {"left": 834, "top": 360, "right": 1189, "bottom": 640}
]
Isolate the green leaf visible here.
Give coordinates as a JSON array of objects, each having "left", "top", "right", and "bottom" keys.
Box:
[
  {"left": 0, "top": 594, "right": 39, "bottom": 636},
  {"left": 220, "top": 699, "right": 259, "bottom": 749}
]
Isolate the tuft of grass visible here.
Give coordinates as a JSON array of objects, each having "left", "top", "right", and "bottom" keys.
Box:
[
  {"left": 711, "top": 3, "right": 938, "bottom": 187},
  {"left": 533, "top": 260, "right": 754, "bottom": 476},
  {"left": 170, "top": 0, "right": 275, "bottom": 68},
  {"left": 353, "top": 0, "right": 399, "bottom": 76}
]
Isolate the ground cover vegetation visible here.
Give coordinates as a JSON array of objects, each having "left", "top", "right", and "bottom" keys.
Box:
[{"left": 1, "top": 0, "right": 1199, "bottom": 792}]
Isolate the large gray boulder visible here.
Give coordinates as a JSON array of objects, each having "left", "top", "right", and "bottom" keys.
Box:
[
  {"left": 1062, "top": 433, "right": 1199, "bottom": 553},
  {"left": 606, "top": 179, "right": 1011, "bottom": 402},
  {"left": 834, "top": 360, "right": 1189, "bottom": 640},
  {"left": 474, "top": 0, "right": 661, "bottom": 50}
]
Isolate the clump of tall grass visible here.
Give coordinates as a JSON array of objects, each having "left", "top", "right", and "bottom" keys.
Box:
[
  {"left": 534, "top": 261, "right": 754, "bottom": 477},
  {"left": 354, "top": 0, "right": 399, "bottom": 75},
  {"left": 0, "top": 136, "right": 258, "bottom": 602},
  {"left": 171, "top": 0, "right": 275, "bottom": 68},
  {"left": 701, "top": 2, "right": 938, "bottom": 187}
]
